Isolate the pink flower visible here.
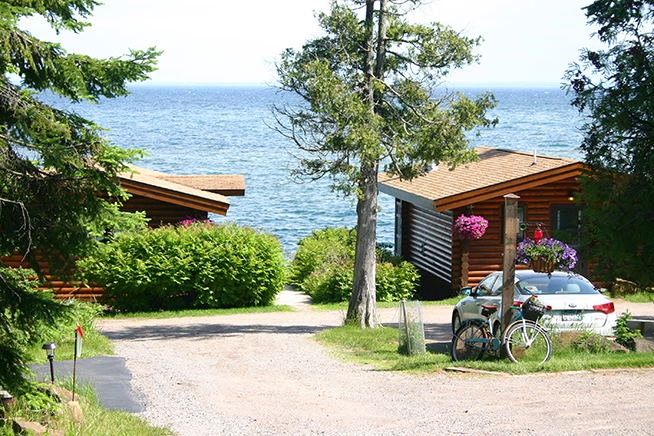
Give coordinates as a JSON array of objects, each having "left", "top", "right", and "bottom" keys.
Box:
[{"left": 453, "top": 214, "right": 488, "bottom": 240}]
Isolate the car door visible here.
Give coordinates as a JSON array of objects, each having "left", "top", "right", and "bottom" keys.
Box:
[{"left": 459, "top": 274, "right": 500, "bottom": 322}]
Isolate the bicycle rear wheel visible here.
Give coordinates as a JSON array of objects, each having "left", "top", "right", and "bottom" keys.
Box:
[
  {"left": 503, "top": 320, "right": 552, "bottom": 364},
  {"left": 451, "top": 321, "right": 488, "bottom": 362}
]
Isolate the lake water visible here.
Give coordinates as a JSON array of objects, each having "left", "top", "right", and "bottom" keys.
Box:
[{"left": 41, "top": 84, "right": 585, "bottom": 254}]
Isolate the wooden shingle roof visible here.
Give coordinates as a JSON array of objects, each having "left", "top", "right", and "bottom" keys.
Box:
[
  {"left": 119, "top": 166, "right": 246, "bottom": 216},
  {"left": 378, "top": 147, "right": 583, "bottom": 212}
]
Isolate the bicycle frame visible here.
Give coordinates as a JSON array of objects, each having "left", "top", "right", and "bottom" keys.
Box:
[{"left": 457, "top": 306, "right": 547, "bottom": 354}]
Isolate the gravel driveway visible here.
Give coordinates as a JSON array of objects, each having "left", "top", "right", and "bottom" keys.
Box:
[{"left": 98, "top": 292, "right": 654, "bottom": 436}]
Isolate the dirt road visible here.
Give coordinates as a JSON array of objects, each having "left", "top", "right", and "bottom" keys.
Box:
[{"left": 98, "top": 294, "right": 654, "bottom": 436}]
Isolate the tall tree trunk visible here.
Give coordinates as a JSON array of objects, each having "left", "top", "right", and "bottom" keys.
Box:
[
  {"left": 346, "top": 0, "right": 381, "bottom": 328},
  {"left": 347, "top": 160, "right": 379, "bottom": 328}
]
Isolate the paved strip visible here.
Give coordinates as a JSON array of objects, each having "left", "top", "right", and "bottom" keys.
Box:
[{"left": 30, "top": 356, "right": 144, "bottom": 413}]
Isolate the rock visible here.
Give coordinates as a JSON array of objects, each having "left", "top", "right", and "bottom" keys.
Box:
[
  {"left": 62, "top": 401, "right": 84, "bottom": 423},
  {"left": 12, "top": 419, "right": 46, "bottom": 435},
  {"left": 626, "top": 337, "right": 654, "bottom": 353},
  {"left": 39, "top": 385, "right": 74, "bottom": 403},
  {"left": 11, "top": 419, "right": 63, "bottom": 435},
  {"left": 581, "top": 334, "right": 612, "bottom": 352},
  {"left": 552, "top": 331, "right": 583, "bottom": 349},
  {"left": 610, "top": 341, "right": 629, "bottom": 353}
]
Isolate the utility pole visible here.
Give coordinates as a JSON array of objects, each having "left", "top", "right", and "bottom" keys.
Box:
[{"left": 502, "top": 194, "right": 520, "bottom": 333}]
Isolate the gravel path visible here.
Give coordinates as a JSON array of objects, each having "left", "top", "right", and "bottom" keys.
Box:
[{"left": 98, "top": 293, "right": 654, "bottom": 436}]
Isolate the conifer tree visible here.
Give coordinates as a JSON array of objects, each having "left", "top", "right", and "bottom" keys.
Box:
[
  {"left": 274, "top": 0, "right": 496, "bottom": 327},
  {"left": 0, "top": 0, "right": 159, "bottom": 393},
  {"left": 566, "top": 0, "right": 654, "bottom": 287}
]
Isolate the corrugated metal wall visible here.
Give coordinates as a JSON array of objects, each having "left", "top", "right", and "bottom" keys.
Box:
[{"left": 396, "top": 199, "right": 453, "bottom": 299}]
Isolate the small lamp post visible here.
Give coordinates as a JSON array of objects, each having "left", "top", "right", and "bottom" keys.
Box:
[{"left": 42, "top": 342, "right": 58, "bottom": 384}]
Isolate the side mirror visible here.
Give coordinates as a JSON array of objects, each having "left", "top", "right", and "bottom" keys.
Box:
[{"left": 460, "top": 286, "right": 473, "bottom": 297}]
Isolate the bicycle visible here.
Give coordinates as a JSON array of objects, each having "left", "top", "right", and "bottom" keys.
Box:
[{"left": 450, "top": 297, "right": 553, "bottom": 364}]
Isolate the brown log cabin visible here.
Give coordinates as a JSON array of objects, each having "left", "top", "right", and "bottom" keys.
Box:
[
  {"left": 378, "top": 146, "right": 588, "bottom": 300},
  {"left": 2, "top": 166, "right": 246, "bottom": 301}
]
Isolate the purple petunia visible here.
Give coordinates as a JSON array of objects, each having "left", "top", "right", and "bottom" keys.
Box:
[{"left": 516, "top": 238, "right": 578, "bottom": 272}]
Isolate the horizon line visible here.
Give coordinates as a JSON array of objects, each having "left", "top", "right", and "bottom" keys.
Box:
[{"left": 132, "top": 80, "right": 565, "bottom": 88}]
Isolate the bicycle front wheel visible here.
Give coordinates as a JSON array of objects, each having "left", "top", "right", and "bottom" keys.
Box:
[
  {"left": 451, "top": 321, "right": 488, "bottom": 362},
  {"left": 503, "top": 320, "right": 552, "bottom": 364}
]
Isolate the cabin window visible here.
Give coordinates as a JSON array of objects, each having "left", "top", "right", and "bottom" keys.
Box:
[{"left": 551, "top": 204, "right": 583, "bottom": 246}]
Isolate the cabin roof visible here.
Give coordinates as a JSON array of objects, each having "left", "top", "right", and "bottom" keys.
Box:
[
  {"left": 119, "top": 166, "right": 246, "bottom": 216},
  {"left": 378, "top": 147, "right": 583, "bottom": 212}
]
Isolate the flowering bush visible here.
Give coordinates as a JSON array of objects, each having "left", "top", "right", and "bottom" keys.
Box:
[
  {"left": 453, "top": 214, "right": 488, "bottom": 240},
  {"left": 516, "top": 238, "right": 578, "bottom": 272},
  {"left": 178, "top": 217, "right": 213, "bottom": 228}
]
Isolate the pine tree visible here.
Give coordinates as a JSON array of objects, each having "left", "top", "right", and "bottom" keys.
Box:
[
  {"left": 274, "top": 0, "right": 497, "bottom": 327},
  {"left": 565, "top": 0, "right": 654, "bottom": 287},
  {"left": 0, "top": 0, "right": 159, "bottom": 393}
]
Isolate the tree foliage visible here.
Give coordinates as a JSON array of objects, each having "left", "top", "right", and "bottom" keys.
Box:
[
  {"left": 0, "top": 0, "right": 159, "bottom": 393},
  {"left": 274, "top": 0, "right": 496, "bottom": 326},
  {"left": 565, "top": 0, "right": 654, "bottom": 287}
]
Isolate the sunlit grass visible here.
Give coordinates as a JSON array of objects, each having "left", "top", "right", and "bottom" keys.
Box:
[
  {"left": 310, "top": 296, "right": 461, "bottom": 312},
  {"left": 103, "top": 304, "right": 294, "bottom": 320},
  {"left": 1, "top": 381, "right": 173, "bottom": 436},
  {"left": 613, "top": 293, "right": 654, "bottom": 303},
  {"left": 316, "top": 324, "right": 654, "bottom": 375}
]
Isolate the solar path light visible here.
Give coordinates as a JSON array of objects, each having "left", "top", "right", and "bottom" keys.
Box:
[{"left": 42, "top": 342, "right": 58, "bottom": 384}]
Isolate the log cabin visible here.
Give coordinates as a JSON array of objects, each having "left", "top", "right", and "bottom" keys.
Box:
[
  {"left": 2, "top": 166, "right": 246, "bottom": 301},
  {"left": 378, "top": 146, "right": 587, "bottom": 300}
]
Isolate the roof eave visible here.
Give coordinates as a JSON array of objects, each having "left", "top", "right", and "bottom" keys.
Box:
[
  {"left": 119, "top": 178, "right": 231, "bottom": 216},
  {"left": 432, "top": 163, "right": 584, "bottom": 212}
]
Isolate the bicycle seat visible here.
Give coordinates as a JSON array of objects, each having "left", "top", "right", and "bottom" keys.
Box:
[{"left": 481, "top": 305, "right": 498, "bottom": 316}]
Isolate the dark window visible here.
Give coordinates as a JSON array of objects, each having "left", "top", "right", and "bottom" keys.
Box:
[{"left": 551, "top": 204, "right": 583, "bottom": 246}]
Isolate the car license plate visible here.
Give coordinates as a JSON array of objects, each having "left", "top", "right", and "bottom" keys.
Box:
[{"left": 562, "top": 311, "right": 583, "bottom": 322}]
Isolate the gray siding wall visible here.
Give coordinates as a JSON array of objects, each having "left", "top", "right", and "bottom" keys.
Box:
[{"left": 396, "top": 199, "right": 453, "bottom": 284}]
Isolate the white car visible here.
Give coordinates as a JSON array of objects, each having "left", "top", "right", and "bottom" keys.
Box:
[{"left": 452, "top": 270, "right": 617, "bottom": 337}]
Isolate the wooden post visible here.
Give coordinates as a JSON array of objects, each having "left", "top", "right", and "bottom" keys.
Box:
[
  {"left": 460, "top": 239, "right": 469, "bottom": 288},
  {"left": 502, "top": 194, "right": 520, "bottom": 334}
]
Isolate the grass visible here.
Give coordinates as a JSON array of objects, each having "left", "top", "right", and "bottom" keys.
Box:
[
  {"left": 0, "top": 381, "right": 173, "bottom": 436},
  {"left": 612, "top": 293, "right": 654, "bottom": 303},
  {"left": 316, "top": 324, "right": 654, "bottom": 375},
  {"left": 309, "top": 296, "right": 463, "bottom": 312},
  {"left": 103, "top": 304, "right": 294, "bottom": 320}
]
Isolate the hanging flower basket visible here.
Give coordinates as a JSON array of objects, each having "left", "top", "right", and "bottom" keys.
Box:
[
  {"left": 516, "top": 238, "right": 578, "bottom": 273},
  {"left": 453, "top": 214, "right": 488, "bottom": 240},
  {"left": 529, "top": 259, "right": 556, "bottom": 274}
]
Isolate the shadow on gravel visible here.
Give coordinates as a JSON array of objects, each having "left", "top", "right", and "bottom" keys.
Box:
[{"left": 102, "top": 322, "right": 338, "bottom": 341}]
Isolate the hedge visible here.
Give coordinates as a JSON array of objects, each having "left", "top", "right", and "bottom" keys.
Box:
[{"left": 78, "top": 221, "right": 286, "bottom": 311}]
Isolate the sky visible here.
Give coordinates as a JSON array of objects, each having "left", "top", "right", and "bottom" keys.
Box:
[{"left": 21, "top": 0, "right": 603, "bottom": 86}]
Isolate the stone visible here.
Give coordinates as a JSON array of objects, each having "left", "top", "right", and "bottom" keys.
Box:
[
  {"left": 12, "top": 419, "right": 64, "bottom": 436},
  {"left": 610, "top": 341, "right": 629, "bottom": 353},
  {"left": 581, "top": 334, "right": 612, "bottom": 352},
  {"left": 626, "top": 337, "right": 654, "bottom": 353},
  {"left": 40, "top": 385, "right": 74, "bottom": 403},
  {"left": 62, "top": 401, "right": 84, "bottom": 423}
]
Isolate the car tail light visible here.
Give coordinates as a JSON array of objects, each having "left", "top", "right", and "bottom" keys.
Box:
[
  {"left": 513, "top": 301, "right": 523, "bottom": 307},
  {"left": 593, "top": 302, "right": 615, "bottom": 315}
]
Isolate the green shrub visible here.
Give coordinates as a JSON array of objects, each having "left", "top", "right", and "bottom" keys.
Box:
[
  {"left": 614, "top": 311, "right": 643, "bottom": 346},
  {"left": 290, "top": 227, "right": 355, "bottom": 289},
  {"left": 291, "top": 227, "right": 419, "bottom": 303},
  {"left": 78, "top": 221, "right": 286, "bottom": 312}
]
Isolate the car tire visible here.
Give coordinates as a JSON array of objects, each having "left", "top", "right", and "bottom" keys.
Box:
[{"left": 452, "top": 312, "right": 461, "bottom": 333}]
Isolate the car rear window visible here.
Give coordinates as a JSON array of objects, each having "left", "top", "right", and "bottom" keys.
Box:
[{"left": 516, "top": 276, "right": 597, "bottom": 295}]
